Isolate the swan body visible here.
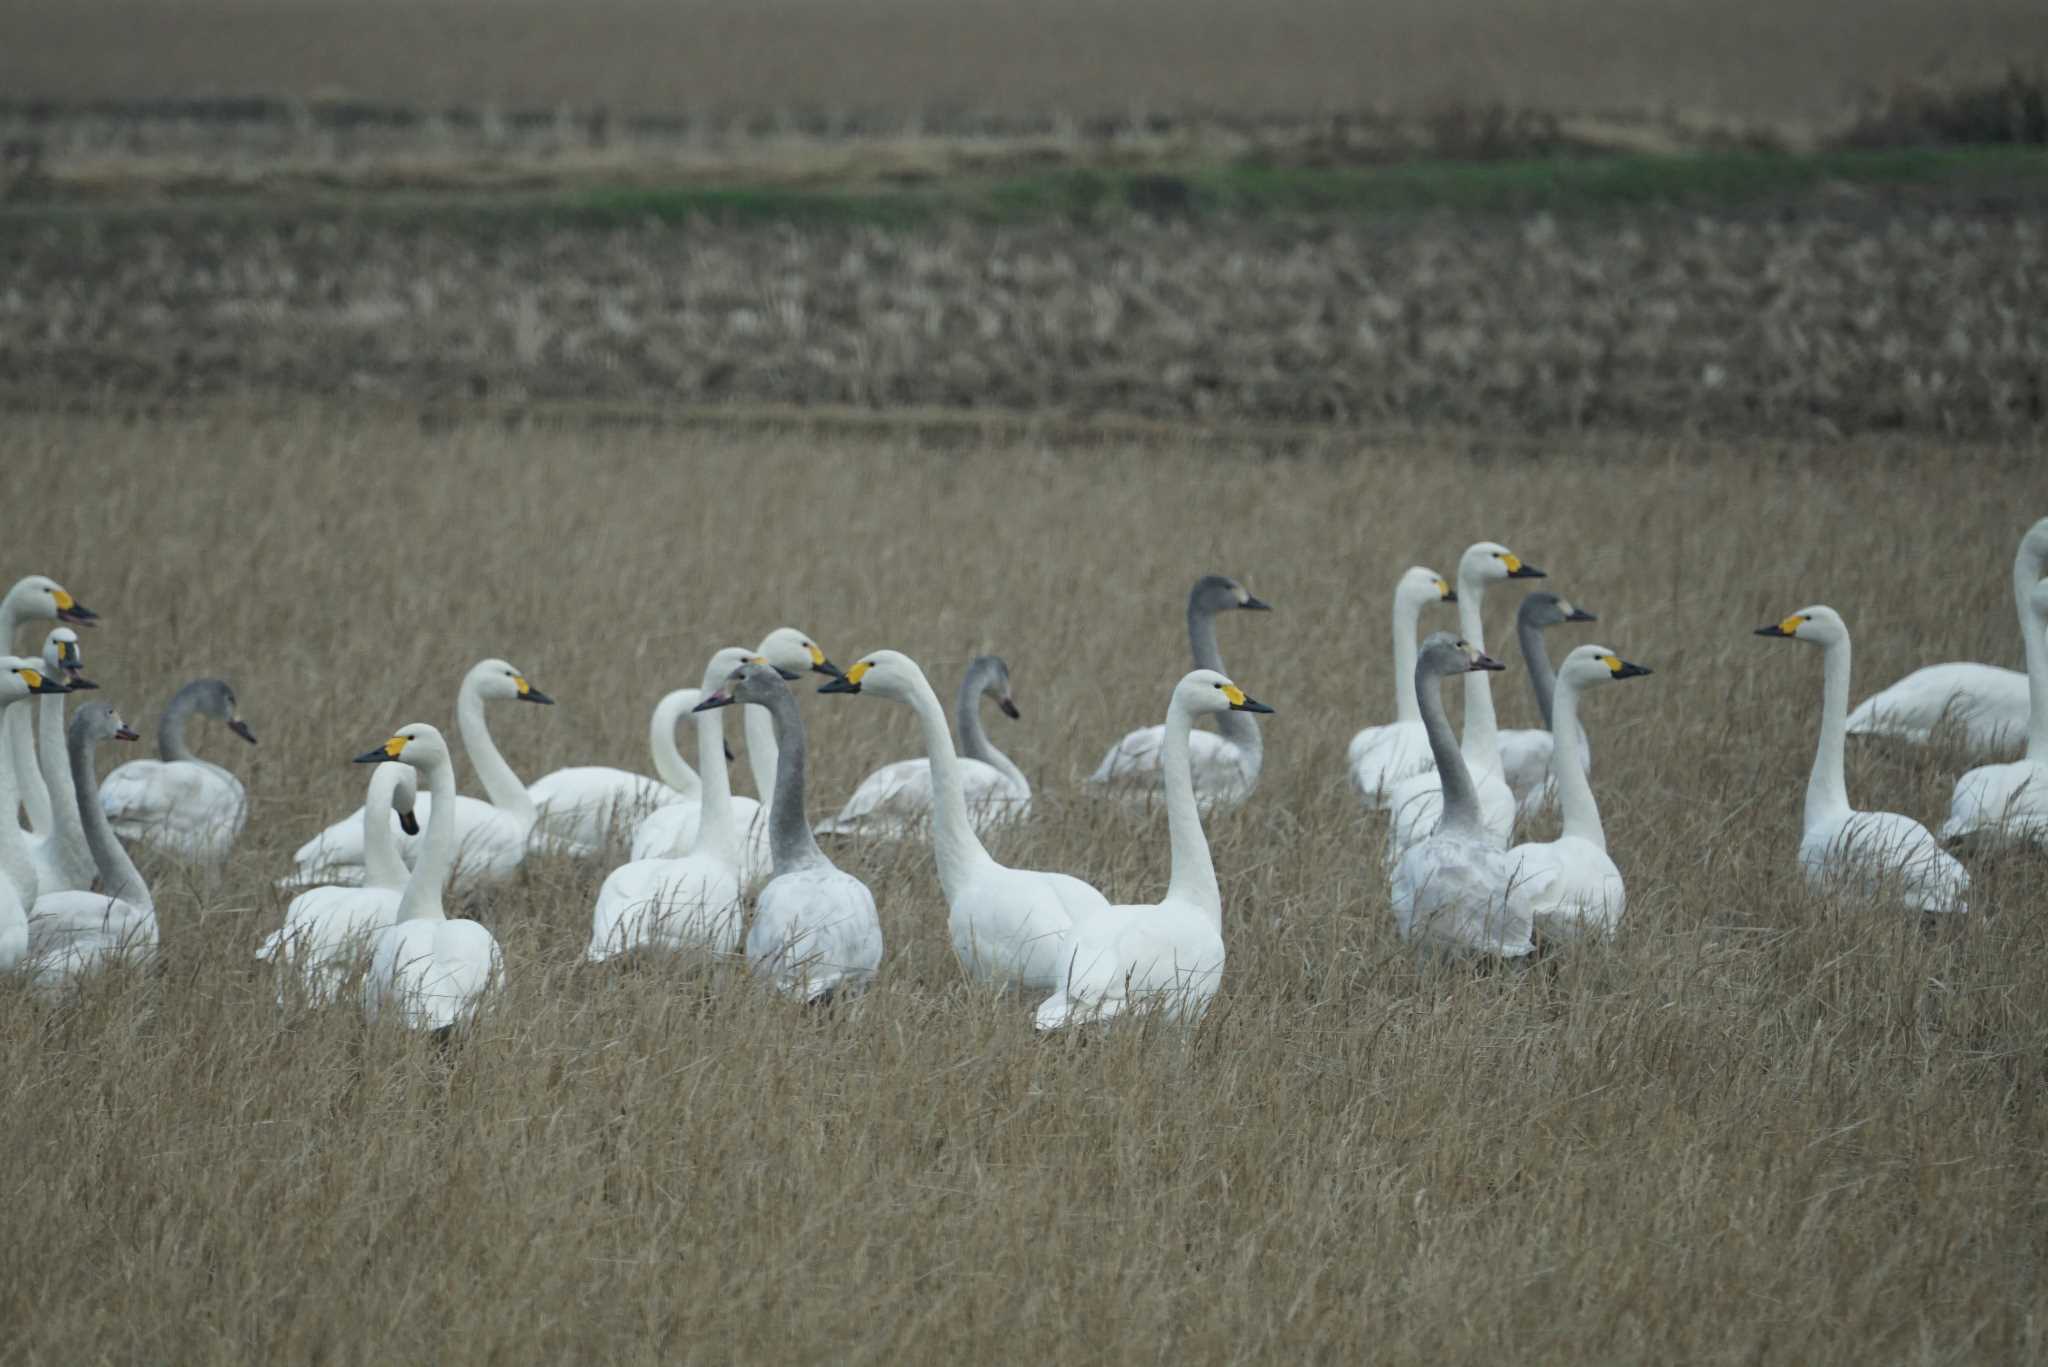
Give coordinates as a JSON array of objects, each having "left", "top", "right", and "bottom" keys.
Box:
[
  {"left": 284, "top": 659, "right": 554, "bottom": 892},
  {"left": 1086, "top": 575, "right": 1270, "bottom": 811},
  {"left": 1496, "top": 593, "right": 1598, "bottom": 823},
  {"left": 259, "top": 762, "right": 420, "bottom": 1004},
  {"left": 100, "top": 678, "right": 255, "bottom": 861},
  {"left": 702, "top": 665, "right": 881, "bottom": 1001},
  {"left": 1938, "top": 526, "right": 2048, "bottom": 849},
  {"left": 1385, "top": 543, "right": 1546, "bottom": 865},
  {"left": 26, "top": 630, "right": 98, "bottom": 894},
  {"left": 816, "top": 655, "right": 1031, "bottom": 839},
  {"left": 1349, "top": 566, "right": 1458, "bottom": 806},
  {"left": 823, "top": 650, "right": 1111, "bottom": 989},
  {"left": 1506, "top": 645, "right": 1652, "bottom": 944},
  {"left": 354, "top": 725, "right": 505, "bottom": 1031},
  {"left": 27, "top": 702, "right": 161, "bottom": 989},
  {"left": 0, "top": 663, "right": 74, "bottom": 967},
  {"left": 1758, "top": 607, "right": 1969, "bottom": 914},
  {"left": 1, "top": 575, "right": 97, "bottom": 835},
  {"left": 588, "top": 647, "right": 758, "bottom": 961},
  {"left": 528, "top": 688, "right": 705, "bottom": 851},
  {"left": 1037, "top": 671, "right": 1269, "bottom": 1031},
  {"left": 1390, "top": 635, "right": 1535, "bottom": 958}
]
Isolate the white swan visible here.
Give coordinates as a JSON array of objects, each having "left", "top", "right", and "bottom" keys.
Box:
[
  {"left": 1845, "top": 518, "right": 2048, "bottom": 753},
  {"left": 258, "top": 761, "right": 420, "bottom": 1005},
  {"left": 527, "top": 689, "right": 704, "bottom": 852},
  {"left": 1036, "top": 670, "right": 1270, "bottom": 1031},
  {"left": 1497, "top": 592, "right": 1598, "bottom": 823},
  {"left": 284, "top": 658, "right": 555, "bottom": 891},
  {"left": 1, "top": 574, "right": 96, "bottom": 834},
  {"left": 1347, "top": 566, "right": 1457, "bottom": 806},
  {"left": 1390, "top": 635, "right": 1535, "bottom": 958},
  {"left": 26, "top": 630, "right": 97, "bottom": 895},
  {"left": 700, "top": 663, "right": 882, "bottom": 1002},
  {"left": 354, "top": 724, "right": 506, "bottom": 1032},
  {"left": 588, "top": 647, "right": 757, "bottom": 961},
  {"left": 27, "top": 702, "right": 161, "bottom": 989},
  {"left": 0, "top": 662, "right": 73, "bottom": 967},
  {"left": 1086, "top": 575, "right": 1271, "bottom": 811},
  {"left": 99, "top": 678, "right": 255, "bottom": 861},
  {"left": 1506, "top": 645, "right": 1653, "bottom": 945},
  {"left": 1757, "top": 607, "right": 1969, "bottom": 914},
  {"left": 1940, "top": 576, "right": 2048, "bottom": 849},
  {"left": 822, "top": 650, "right": 1112, "bottom": 989},
  {"left": 815, "top": 654, "right": 1031, "bottom": 839},
  {"left": 1385, "top": 542, "right": 1546, "bottom": 864}
]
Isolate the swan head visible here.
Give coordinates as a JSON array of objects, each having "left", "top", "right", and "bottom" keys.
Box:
[
  {"left": 754, "top": 627, "right": 843, "bottom": 680},
  {"left": 967, "top": 654, "right": 1021, "bottom": 719},
  {"left": 1192, "top": 575, "right": 1271, "bottom": 614},
  {"left": 1519, "top": 591, "right": 1597, "bottom": 630},
  {"left": 367, "top": 761, "right": 423, "bottom": 836},
  {"left": 1557, "top": 643, "right": 1653, "bottom": 686},
  {"left": 694, "top": 662, "right": 797, "bottom": 714},
  {"left": 1417, "top": 631, "right": 1506, "bottom": 677},
  {"left": 40, "top": 628, "right": 96, "bottom": 689},
  {"left": 471, "top": 658, "right": 553, "bottom": 706},
  {"left": 0, "top": 658, "right": 71, "bottom": 703},
  {"left": 1754, "top": 604, "right": 1847, "bottom": 646},
  {"left": 1177, "top": 668, "right": 1274, "bottom": 718},
  {"left": 6, "top": 575, "right": 97, "bottom": 629},
  {"left": 70, "top": 701, "right": 138, "bottom": 745},
  {"left": 1459, "top": 542, "right": 1545, "bottom": 588},
  {"left": 1398, "top": 565, "right": 1458, "bottom": 608},
  {"left": 354, "top": 721, "right": 453, "bottom": 771},
  {"left": 817, "top": 649, "right": 926, "bottom": 703},
  {"left": 188, "top": 678, "right": 256, "bottom": 743}
]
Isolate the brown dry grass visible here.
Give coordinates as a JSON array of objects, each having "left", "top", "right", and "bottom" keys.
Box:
[{"left": 1, "top": 408, "right": 2045, "bottom": 1360}]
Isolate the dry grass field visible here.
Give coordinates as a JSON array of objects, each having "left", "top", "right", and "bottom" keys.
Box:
[{"left": 1, "top": 410, "right": 2044, "bottom": 1360}]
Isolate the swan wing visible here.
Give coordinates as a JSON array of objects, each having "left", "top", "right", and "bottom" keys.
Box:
[
  {"left": 747, "top": 866, "right": 882, "bottom": 1001},
  {"left": 1348, "top": 721, "right": 1434, "bottom": 807},
  {"left": 1845, "top": 662, "right": 2029, "bottom": 751}
]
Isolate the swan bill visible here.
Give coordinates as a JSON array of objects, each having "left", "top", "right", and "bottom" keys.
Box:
[
  {"left": 998, "top": 696, "right": 1021, "bottom": 719},
  {"left": 1564, "top": 604, "right": 1598, "bottom": 622},
  {"left": 803, "top": 643, "right": 845, "bottom": 678},
  {"left": 228, "top": 718, "right": 257, "bottom": 744},
  {"left": 52, "top": 589, "right": 98, "bottom": 627},
  {"left": 1754, "top": 615, "right": 1806, "bottom": 638},
  {"left": 820, "top": 660, "right": 870, "bottom": 694},
  {"left": 12, "top": 666, "right": 70, "bottom": 695},
  {"left": 1504, "top": 556, "right": 1546, "bottom": 580},
  {"left": 113, "top": 721, "right": 139, "bottom": 741},
  {"left": 1602, "top": 655, "right": 1653, "bottom": 679},
  {"left": 354, "top": 735, "right": 409, "bottom": 764},
  {"left": 692, "top": 690, "right": 739, "bottom": 712},
  {"left": 1241, "top": 594, "right": 1273, "bottom": 611}
]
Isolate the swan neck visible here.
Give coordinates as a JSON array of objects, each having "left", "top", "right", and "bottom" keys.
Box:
[
  {"left": 907, "top": 672, "right": 996, "bottom": 897},
  {"left": 362, "top": 765, "right": 410, "bottom": 889},
  {"left": 1161, "top": 701, "right": 1222, "bottom": 927},
  {"left": 689, "top": 694, "right": 741, "bottom": 864},
  {"left": 1455, "top": 579, "right": 1501, "bottom": 764},
  {"left": 1189, "top": 595, "right": 1260, "bottom": 753},
  {"left": 157, "top": 683, "right": 203, "bottom": 763},
  {"left": 70, "top": 721, "right": 151, "bottom": 910},
  {"left": 743, "top": 703, "right": 779, "bottom": 817},
  {"left": 458, "top": 678, "right": 534, "bottom": 818},
  {"left": 1520, "top": 617, "right": 1558, "bottom": 727},
  {"left": 954, "top": 667, "right": 1028, "bottom": 792},
  {"left": 1419, "top": 665, "right": 1484, "bottom": 836},
  {"left": 2016, "top": 560, "right": 2048, "bottom": 762},
  {"left": 396, "top": 755, "right": 456, "bottom": 921},
  {"left": 7, "top": 706, "right": 51, "bottom": 834},
  {"left": 1391, "top": 592, "right": 1423, "bottom": 723},
  {"left": 648, "top": 695, "right": 702, "bottom": 798},
  {"left": 1806, "top": 636, "right": 1854, "bottom": 829},
  {"left": 0, "top": 699, "right": 38, "bottom": 898},
  {"left": 1550, "top": 680, "right": 1604, "bottom": 847},
  {"left": 762, "top": 690, "right": 826, "bottom": 875}
]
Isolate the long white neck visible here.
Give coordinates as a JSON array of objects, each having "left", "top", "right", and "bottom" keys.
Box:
[
  {"left": 1455, "top": 576, "right": 1501, "bottom": 767},
  {"left": 0, "top": 698, "right": 38, "bottom": 899},
  {"left": 1161, "top": 699, "right": 1222, "bottom": 928},
  {"left": 743, "top": 703, "right": 779, "bottom": 818},
  {"left": 36, "top": 687, "right": 92, "bottom": 885},
  {"left": 457, "top": 677, "right": 534, "bottom": 818},
  {"left": 687, "top": 673, "right": 741, "bottom": 867},
  {"left": 362, "top": 765, "right": 412, "bottom": 890},
  {"left": 2014, "top": 555, "right": 2048, "bottom": 762},
  {"left": 7, "top": 705, "right": 51, "bottom": 834},
  {"left": 1550, "top": 678, "right": 1604, "bottom": 848},
  {"left": 395, "top": 755, "right": 456, "bottom": 922},
  {"left": 904, "top": 671, "right": 998, "bottom": 899},
  {"left": 1391, "top": 591, "right": 1424, "bottom": 723},
  {"left": 647, "top": 692, "right": 702, "bottom": 798},
  {"left": 1418, "top": 665, "right": 1485, "bottom": 838},
  {"left": 1805, "top": 636, "right": 1854, "bottom": 830}
]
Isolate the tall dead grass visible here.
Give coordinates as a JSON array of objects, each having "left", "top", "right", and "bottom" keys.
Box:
[{"left": 1, "top": 410, "right": 2046, "bottom": 1361}]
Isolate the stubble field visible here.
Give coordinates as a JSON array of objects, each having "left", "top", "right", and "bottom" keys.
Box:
[{"left": 3, "top": 411, "right": 2045, "bottom": 1361}]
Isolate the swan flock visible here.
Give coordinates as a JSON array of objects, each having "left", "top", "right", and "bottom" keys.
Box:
[{"left": 4, "top": 515, "right": 2037, "bottom": 1026}]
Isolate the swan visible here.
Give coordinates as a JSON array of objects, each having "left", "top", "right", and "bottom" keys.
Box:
[
  {"left": 1940, "top": 576, "right": 2048, "bottom": 849},
  {"left": 257, "top": 761, "right": 421, "bottom": 1005},
  {"left": 1505, "top": 645, "right": 1653, "bottom": 945},
  {"left": 27, "top": 702, "right": 161, "bottom": 989},
  {"left": 733, "top": 628, "right": 845, "bottom": 886},
  {"left": 1, "top": 575, "right": 96, "bottom": 833},
  {"left": 1347, "top": 566, "right": 1458, "bottom": 806},
  {"left": 284, "top": 658, "right": 555, "bottom": 891},
  {"left": 1756, "top": 607, "right": 1969, "bottom": 914},
  {"left": 353, "top": 724, "right": 506, "bottom": 1032},
  {"left": 1036, "top": 670, "right": 1271, "bottom": 1031},
  {"left": 1390, "top": 634, "right": 1535, "bottom": 958},
  {"left": 1845, "top": 517, "right": 2048, "bottom": 753},
  {"left": 26, "top": 629, "right": 97, "bottom": 895},
  {"left": 1085, "top": 575, "right": 1271, "bottom": 810},
  {"left": 822, "top": 650, "right": 1112, "bottom": 989},
  {"left": 1385, "top": 542, "right": 1546, "bottom": 864},
  {"left": 0, "top": 661, "right": 72, "bottom": 966},
  {"left": 699, "top": 663, "right": 882, "bottom": 1002},
  {"left": 98, "top": 679, "right": 256, "bottom": 861},
  {"left": 527, "top": 689, "right": 704, "bottom": 851},
  {"left": 815, "top": 654, "right": 1031, "bottom": 839},
  {"left": 588, "top": 646, "right": 760, "bottom": 961},
  {"left": 1497, "top": 592, "right": 1599, "bottom": 823}
]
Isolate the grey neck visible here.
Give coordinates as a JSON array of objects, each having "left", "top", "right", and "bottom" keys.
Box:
[
  {"left": 955, "top": 660, "right": 999, "bottom": 765},
  {"left": 71, "top": 724, "right": 151, "bottom": 909},
  {"left": 1518, "top": 616, "right": 1558, "bottom": 728},
  {"left": 1416, "top": 664, "right": 1483, "bottom": 837},
  {"left": 1188, "top": 595, "right": 1259, "bottom": 752},
  {"left": 157, "top": 682, "right": 209, "bottom": 763},
  {"left": 760, "top": 688, "right": 828, "bottom": 876}
]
